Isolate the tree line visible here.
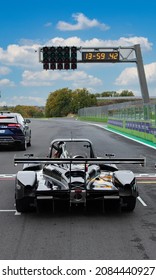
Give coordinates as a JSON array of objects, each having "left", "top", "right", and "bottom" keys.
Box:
[
  {"left": 45, "top": 88, "right": 134, "bottom": 117},
  {"left": 0, "top": 105, "right": 44, "bottom": 118},
  {"left": 45, "top": 88, "right": 97, "bottom": 117},
  {"left": 0, "top": 89, "right": 134, "bottom": 118}
]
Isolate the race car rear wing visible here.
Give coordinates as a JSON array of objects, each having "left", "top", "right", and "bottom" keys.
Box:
[{"left": 14, "top": 156, "right": 146, "bottom": 166}]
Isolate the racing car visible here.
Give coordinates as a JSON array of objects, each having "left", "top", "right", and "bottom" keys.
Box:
[{"left": 14, "top": 138, "right": 145, "bottom": 213}]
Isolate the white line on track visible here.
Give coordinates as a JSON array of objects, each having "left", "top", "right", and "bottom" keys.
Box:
[
  {"left": 0, "top": 209, "right": 21, "bottom": 215},
  {"left": 0, "top": 209, "right": 16, "bottom": 212},
  {"left": 137, "top": 196, "right": 147, "bottom": 206},
  {"left": 15, "top": 211, "right": 21, "bottom": 215},
  {"left": 0, "top": 174, "right": 15, "bottom": 178},
  {"left": 88, "top": 123, "right": 156, "bottom": 150}
]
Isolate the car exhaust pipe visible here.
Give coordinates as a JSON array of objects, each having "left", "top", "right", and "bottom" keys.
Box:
[{"left": 70, "top": 188, "right": 86, "bottom": 204}]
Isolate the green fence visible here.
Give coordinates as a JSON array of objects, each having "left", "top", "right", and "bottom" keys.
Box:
[
  {"left": 107, "top": 104, "right": 156, "bottom": 144},
  {"left": 108, "top": 104, "right": 156, "bottom": 125},
  {"left": 79, "top": 102, "right": 156, "bottom": 144}
]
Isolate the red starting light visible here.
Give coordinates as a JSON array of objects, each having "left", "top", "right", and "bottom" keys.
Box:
[
  {"left": 71, "top": 63, "right": 77, "bottom": 70},
  {"left": 57, "top": 63, "right": 63, "bottom": 70},
  {"left": 43, "top": 63, "right": 49, "bottom": 70},
  {"left": 50, "top": 63, "right": 56, "bottom": 70},
  {"left": 64, "top": 63, "right": 70, "bottom": 70}
]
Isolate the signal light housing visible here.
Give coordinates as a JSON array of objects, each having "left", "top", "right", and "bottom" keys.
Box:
[{"left": 42, "top": 46, "right": 77, "bottom": 70}]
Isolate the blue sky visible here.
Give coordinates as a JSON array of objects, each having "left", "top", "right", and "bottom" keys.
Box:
[{"left": 0, "top": 0, "right": 156, "bottom": 106}]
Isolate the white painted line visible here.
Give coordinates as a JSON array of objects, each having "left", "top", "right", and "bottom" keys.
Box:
[
  {"left": 0, "top": 174, "right": 16, "bottom": 178},
  {"left": 137, "top": 196, "right": 147, "bottom": 206},
  {"left": 135, "top": 173, "right": 156, "bottom": 177},
  {"left": 0, "top": 209, "right": 21, "bottom": 215},
  {"left": 0, "top": 209, "right": 16, "bottom": 212},
  {"left": 15, "top": 211, "right": 21, "bottom": 215},
  {"left": 137, "top": 181, "right": 156, "bottom": 184},
  {"left": 88, "top": 123, "right": 156, "bottom": 150}
]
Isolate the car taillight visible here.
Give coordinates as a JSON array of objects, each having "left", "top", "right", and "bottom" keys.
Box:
[
  {"left": 75, "top": 188, "right": 82, "bottom": 194},
  {"left": 7, "top": 123, "right": 21, "bottom": 128}
]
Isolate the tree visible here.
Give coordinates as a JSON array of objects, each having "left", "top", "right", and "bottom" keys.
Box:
[
  {"left": 45, "top": 88, "right": 97, "bottom": 117},
  {"left": 12, "top": 105, "right": 44, "bottom": 118},
  {"left": 72, "top": 88, "right": 97, "bottom": 111},
  {"left": 120, "top": 90, "right": 134, "bottom": 97},
  {"left": 45, "top": 88, "right": 72, "bottom": 117}
]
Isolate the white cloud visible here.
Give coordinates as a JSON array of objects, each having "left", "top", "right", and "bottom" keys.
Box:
[
  {"left": 0, "top": 79, "right": 15, "bottom": 87},
  {"left": 145, "top": 62, "right": 156, "bottom": 83},
  {"left": 62, "top": 71, "right": 102, "bottom": 87},
  {"left": 117, "top": 37, "right": 152, "bottom": 51},
  {"left": 46, "top": 36, "right": 152, "bottom": 51},
  {"left": 0, "top": 66, "right": 11, "bottom": 75},
  {"left": 115, "top": 67, "right": 138, "bottom": 86},
  {"left": 20, "top": 69, "right": 102, "bottom": 88},
  {"left": 115, "top": 62, "right": 156, "bottom": 86},
  {"left": 12, "top": 96, "right": 45, "bottom": 106},
  {"left": 44, "top": 22, "right": 52, "bottom": 27},
  {"left": 21, "top": 70, "right": 61, "bottom": 86},
  {"left": 0, "top": 101, "right": 7, "bottom": 106},
  {"left": 0, "top": 36, "right": 152, "bottom": 71},
  {"left": 57, "top": 13, "right": 110, "bottom": 31},
  {"left": 0, "top": 44, "right": 40, "bottom": 67}
]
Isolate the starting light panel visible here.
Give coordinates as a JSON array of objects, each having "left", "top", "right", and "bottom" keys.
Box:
[
  {"left": 41, "top": 47, "right": 121, "bottom": 70},
  {"left": 42, "top": 46, "right": 77, "bottom": 70}
]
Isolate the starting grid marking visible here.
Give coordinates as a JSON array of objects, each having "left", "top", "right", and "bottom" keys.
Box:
[
  {"left": 135, "top": 173, "right": 156, "bottom": 178},
  {"left": 0, "top": 209, "right": 21, "bottom": 215},
  {"left": 135, "top": 174, "right": 156, "bottom": 183},
  {"left": 0, "top": 174, "right": 16, "bottom": 179}
]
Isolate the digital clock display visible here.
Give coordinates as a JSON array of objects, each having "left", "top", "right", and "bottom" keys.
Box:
[{"left": 82, "top": 51, "right": 119, "bottom": 62}]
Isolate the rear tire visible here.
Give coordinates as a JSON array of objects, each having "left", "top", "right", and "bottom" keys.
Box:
[
  {"left": 27, "top": 134, "right": 31, "bottom": 147},
  {"left": 15, "top": 197, "right": 35, "bottom": 213},
  {"left": 122, "top": 196, "right": 136, "bottom": 212},
  {"left": 104, "top": 199, "right": 120, "bottom": 212},
  {"left": 20, "top": 139, "right": 27, "bottom": 150}
]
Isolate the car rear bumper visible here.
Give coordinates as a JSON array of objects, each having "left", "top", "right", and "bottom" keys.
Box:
[
  {"left": 0, "top": 135, "right": 25, "bottom": 145},
  {"left": 34, "top": 189, "right": 119, "bottom": 201}
]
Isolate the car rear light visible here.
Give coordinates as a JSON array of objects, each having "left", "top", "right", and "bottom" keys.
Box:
[
  {"left": 7, "top": 123, "right": 21, "bottom": 128},
  {"left": 75, "top": 188, "right": 82, "bottom": 193}
]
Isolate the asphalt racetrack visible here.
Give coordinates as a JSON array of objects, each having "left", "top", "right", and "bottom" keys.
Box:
[{"left": 0, "top": 118, "right": 156, "bottom": 260}]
